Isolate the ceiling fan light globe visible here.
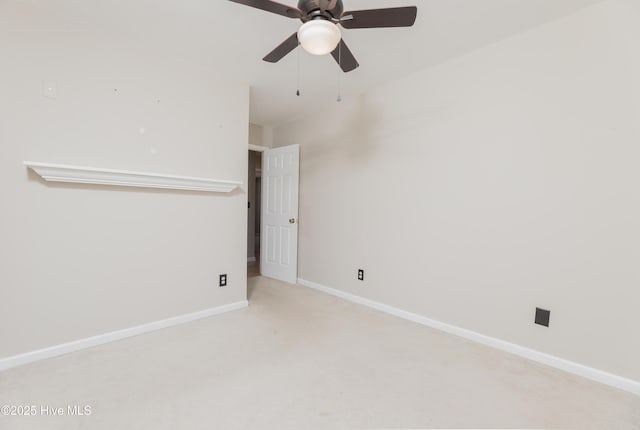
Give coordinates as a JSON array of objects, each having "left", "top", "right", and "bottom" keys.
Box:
[{"left": 297, "top": 20, "right": 341, "bottom": 56}]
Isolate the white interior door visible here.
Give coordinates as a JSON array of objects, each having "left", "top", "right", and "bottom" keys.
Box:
[{"left": 261, "top": 144, "right": 299, "bottom": 284}]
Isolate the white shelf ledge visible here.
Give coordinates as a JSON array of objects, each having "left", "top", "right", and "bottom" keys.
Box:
[{"left": 24, "top": 161, "right": 242, "bottom": 193}]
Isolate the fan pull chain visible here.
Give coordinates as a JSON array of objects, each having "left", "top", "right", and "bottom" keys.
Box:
[
  {"left": 296, "top": 42, "right": 301, "bottom": 97},
  {"left": 336, "top": 41, "right": 342, "bottom": 102}
]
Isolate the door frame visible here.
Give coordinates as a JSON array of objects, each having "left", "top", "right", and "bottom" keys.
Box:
[
  {"left": 249, "top": 144, "right": 269, "bottom": 153},
  {"left": 247, "top": 144, "right": 268, "bottom": 273}
]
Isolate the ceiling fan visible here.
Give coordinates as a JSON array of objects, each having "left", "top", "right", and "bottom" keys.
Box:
[{"left": 228, "top": 0, "right": 418, "bottom": 72}]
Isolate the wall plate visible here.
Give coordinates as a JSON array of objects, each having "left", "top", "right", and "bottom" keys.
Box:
[{"left": 535, "top": 308, "right": 550, "bottom": 327}]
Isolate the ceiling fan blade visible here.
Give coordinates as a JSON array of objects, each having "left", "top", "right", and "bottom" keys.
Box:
[
  {"left": 340, "top": 6, "right": 417, "bottom": 29},
  {"left": 228, "top": 0, "right": 302, "bottom": 19},
  {"left": 331, "top": 39, "right": 359, "bottom": 73},
  {"left": 263, "top": 32, "right": 299, "bottom": 63}
]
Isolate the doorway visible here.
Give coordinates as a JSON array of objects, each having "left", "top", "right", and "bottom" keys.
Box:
[
  {"left": 247, "top": 144, "right": 300, "bottom": 284},
  {"left": 248, "top": 150, "right": 262, "bottom": 278}
]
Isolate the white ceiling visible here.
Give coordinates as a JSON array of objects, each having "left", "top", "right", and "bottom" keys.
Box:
[{"left": 25, "top": 0, "right": 603, "bottom": 126}]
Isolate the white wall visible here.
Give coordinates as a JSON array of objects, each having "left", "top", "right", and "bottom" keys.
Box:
[
  {"left": 249, "top": 123, "right": 264, "bottom": 148},
  {"left": 274, "top": 0, "right": 640, "bottom": 382},
  {"left": 249, "top": 123, "right": 274, "bottom": 149},
  {"left": 0, "top": 2, "right": 248, "bottom": 358}
]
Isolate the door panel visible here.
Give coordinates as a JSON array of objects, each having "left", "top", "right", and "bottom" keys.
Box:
[{"left": 261, "top": 144, "right": 299, "bottom": 283}]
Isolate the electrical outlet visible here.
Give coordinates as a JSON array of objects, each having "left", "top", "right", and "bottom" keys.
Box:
[
  {"left": 219, "top": 274, "right": 227, "bottom": 287},
  {"left": 358, "top": 269, "right": 364, "bottom": 281},
  {"left": 535, "top": 308, "right": 550, "bottom": 327}
]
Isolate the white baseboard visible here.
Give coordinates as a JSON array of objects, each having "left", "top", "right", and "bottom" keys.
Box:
[
  {"left": 297, "top": 278, "right": 640, "bottom": 396},
  {"left": 0, "top": 300, "right": 249, "bottom": 372},
  {"left": 247, "top": 256, "right": 257, "bottom": 263}
]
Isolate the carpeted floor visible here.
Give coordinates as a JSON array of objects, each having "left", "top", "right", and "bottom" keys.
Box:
[{"left": 1, "top": 276, "right": 638, "bottom": 429}]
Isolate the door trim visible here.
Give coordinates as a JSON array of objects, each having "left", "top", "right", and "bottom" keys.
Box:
[{"left": 249, "top": 144, "right": 269, "bottom": 152}]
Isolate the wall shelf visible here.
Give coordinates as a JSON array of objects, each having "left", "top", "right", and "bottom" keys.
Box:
[{"left": 24, "top": 161, "right": 242, "bottom": 193}]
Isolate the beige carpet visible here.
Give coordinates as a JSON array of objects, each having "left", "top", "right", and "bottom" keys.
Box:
[{"left": 1, "top": 276, "right": 638, "bottom": 429}]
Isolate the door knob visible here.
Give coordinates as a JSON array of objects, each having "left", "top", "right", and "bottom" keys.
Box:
[{"left": 289, "top": 218, "right": 296, "bottom": 224}]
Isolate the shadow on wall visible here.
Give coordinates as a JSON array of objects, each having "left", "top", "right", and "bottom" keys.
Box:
[
  {"left": 300, "top": 95, "right": 383, "bottom": 177},
  {"left": 298, "top": 92, "right": 453, "bottom": 178}
]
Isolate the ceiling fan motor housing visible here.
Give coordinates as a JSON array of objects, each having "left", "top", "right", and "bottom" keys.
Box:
[{"left": 298, "top": 0, "right": 343, "bottom": 21}]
